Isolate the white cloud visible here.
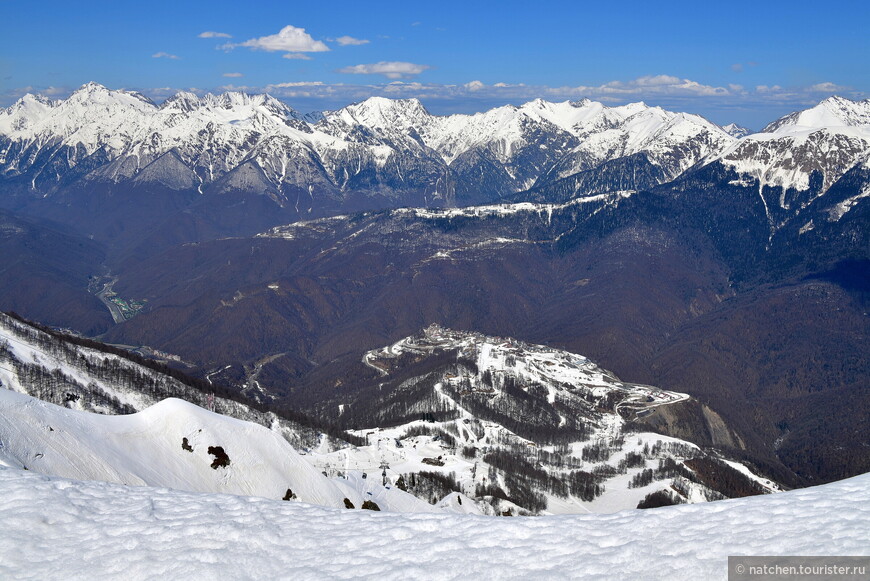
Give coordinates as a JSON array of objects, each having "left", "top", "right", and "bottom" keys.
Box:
[
  {"left": 809, "top": 82, "right": 848, "bottom": 93},
  {"left": 228, "top": 25, "right": 329, "bottom": 54},
  {"left": 244, "top": 74, "right": 743, "bottom": 105},
  {"left": 222, "top": 73, "right": 243, "bottom": 78},
  {"left": 337, "top": 61, "right": 431, "bottom": 79},
  {"left": 282, "top": 53, "right": 313, "bottom": 60},
  {"left": 570, "top": 75, "right": 732, "bottom": 98},
  {"left": 152, "top": 52, "right": 180, "bottom": 60},
  {"left": 198, "top": 31, "right": 232, "bottom": 39},
  {"left": 218, "top": 84, "right": 255, "bottom": 92},
  {"left": 267, "top": 82, "right": 326, "bottom": 88},
  {"left": 333, "top": 36, "right": 370, "bottom": 46},
  {"left": 732, "top": 61, "right": 760, "bottom": 73}
]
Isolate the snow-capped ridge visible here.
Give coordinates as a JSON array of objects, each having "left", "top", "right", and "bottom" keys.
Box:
[
  {"left": 67, "top": 81, "right": 156, "bottom": 109},
  {"left": 332, "top": 96, "right": 431, "bottom": 127},
  {"left": 762, "top": 95, "right": 870, "bottom": 134},
  {"left": 716, "top": 96, "right": 870, "bottom": 202},
  {"left": 722, "top": 122, "right": 751, "bottom": 138}
]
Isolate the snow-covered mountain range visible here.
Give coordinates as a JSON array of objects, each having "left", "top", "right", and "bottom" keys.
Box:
[
  {"left": 4, "top": 84, "right": 868, "bottom": 202},
  {"left": 1, "top": 313, "right": 780, "bottom": 515},
  {"left": 2, "top": 84, "right": 867, "bottom": 254},
  {"left": 0, "top": 84, "right": 735, "bottom": 205},
  {"left": 0, "top": 83, "right": 733, "bottom": 198}
]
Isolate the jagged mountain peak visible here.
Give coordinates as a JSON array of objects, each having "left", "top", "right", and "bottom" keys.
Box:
[
  {"left": 613, "top": 101, "right": 651, "bottom": 116},
  {"left": 67, "top": 81, "right": 156, "bottom": 109},
  {"left": 0, "top": 94, "right": 58, "bottom": 133},
  {"left": 7, "top": 92, "right": 57, "bottom": 110},
  {"left": 77, "top": 80, "right": 108, "bottom": 91},
  {"left": 722, "top": 123, "right": 751, "bottom": 138},
  {"left": 346, "top": 95, "right": 428, "bottom": 116},
  {"left": 334, "top": 96, "right": 432, "bottom": 128},
  {"left": 158, "top": 90, "right": 297, "bottom": 123},
  {"left": 159, "top": 91, "right": 202, "bottom": 113},
  {"left": 762, "top": 95, "right": 870, "bottom": 134},
  {"left": 212, "top": 91, "right": 287, "bottom": 110},
  {"left": 717, "top": 96, "right": 870, "bottom": 198}
]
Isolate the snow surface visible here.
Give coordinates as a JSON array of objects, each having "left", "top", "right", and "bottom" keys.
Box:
[
  {"left": 0, "top": 466, "right": 866, "bottom": 580},
  {"left": 827, "top": 183, "right": 870, "bottom": 221},
  {"left": 0, "top": 389, "right": 434, "bottom": 513}
]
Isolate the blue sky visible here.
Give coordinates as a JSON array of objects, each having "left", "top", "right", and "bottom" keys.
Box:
[{"left": 1, "top": 0, "right": 868, "bottom": 128}]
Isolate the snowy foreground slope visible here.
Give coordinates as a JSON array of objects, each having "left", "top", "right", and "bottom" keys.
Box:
[
  {"left": 0, "top": 389, "right": 437, "bottom": 513},
  {"left": 0, "top": 467, "right": 867, "bottom": 581}
]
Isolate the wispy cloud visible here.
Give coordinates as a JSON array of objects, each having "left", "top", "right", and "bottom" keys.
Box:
[
  {"left": 808, "top": 82, "right": 848, "bottom": 93},
  {"left": 571, "top": 75, "right": 734, "bottom": 98},
  {"left": 1, "top": 85, "right": 69, "bottom": 102},
  {"left": 282, "top": 53, "right": 312, "bottom": 60},
  {"left": 222, "top": 73, "right": 243, "bottom": 78},
  {"left": 3, "top": 76, "right": 864, "bottom": 129},
  {"left": 333, "top": 36, "right": 370, "bottom": 46},
  {"left": 267, "top": 82, "right": 326, "bottom": 88},
  {"left": 337, "top": 61, "right": 431, "bottom": 79},
  {"left": 224, "top": 25, "right": 329, "bottom": 59},
  {"left": 198, "top": 31, "right": 232, "bottom": 39},
  {"left": 731, "top": 61, "right": 758, "bottom": 73},
  {"left": 152, "top": 52, "right": 181, "bottom": 60}
]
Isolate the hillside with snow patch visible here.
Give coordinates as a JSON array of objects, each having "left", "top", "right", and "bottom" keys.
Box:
[{"left": 307, "top": 325, "right": 781, "bottom": 514}]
